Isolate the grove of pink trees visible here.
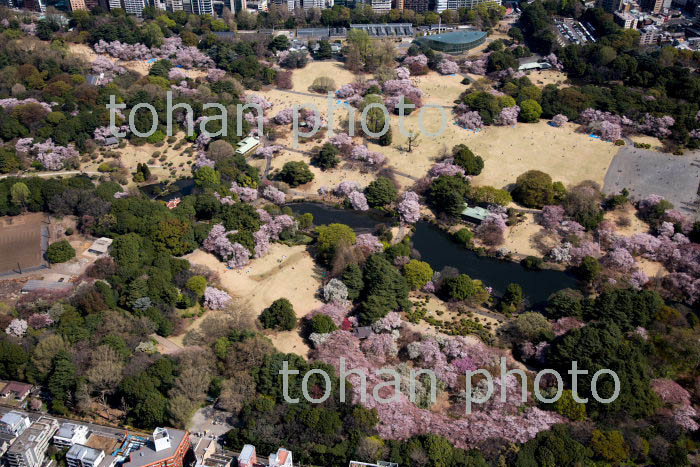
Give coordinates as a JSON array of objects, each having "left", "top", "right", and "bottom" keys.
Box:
[
  {"left": 94, "top": 37, "right": 214, "bottom": 68},
  {"left": 230, "top": 182, "right": 259, "bottom": 202},
  {"left": 15, "top": 138, "right": 79, "bottom": 171},
  {"left": 91, "top": 57, "right": 126, "bottom": 82},
  {"left": 429, "top": 162, "right": 466, "bottom": 178},
  {"left": 0, "top": 98, "right": 52, "bottom": 113},
  {"left": 202, "top": 224, "right": 251, "bottom": 269},
  {"left": 261, "top": 185, "right": 286, "bottom": 204},
  {"left": 312, "top": 330, "right": 565, "bottom": 448},
  {"left": 382, "top": 79, "right": 424, "bottom": 111}
]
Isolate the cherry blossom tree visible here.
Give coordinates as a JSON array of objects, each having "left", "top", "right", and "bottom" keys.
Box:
[
  {"left": 207, "top": 68, "right": 227, "bottom": 82},
  {"left": 309, "top": 302, "right": 351, "bottom": 326},
  {"left": 15, "top": 139, "right": 78, "bottom": 171},
  {"left": 638, "top": 114, "right": 675, "bottom": 138},
  {"left": 335, "top": 181, "right": 361, "bottom": 197},
  {"left": 382, "top": 79, "right": 423, "bottom": 110},
  {"left": 348, "top": 191, "right": 369, "bottom": 211},
  {"left": 203, "top": 287, "right": 232, "bottom": 310},
  {"left": 600, "top": 121, "right": 622, "bottom": 141},
  {"left": 5, "top": 319, "right": 28, "bottom": 337},
  {"left": 230, "top": 182, "right": 258, "bottom": 202},
  {"left": 255, "top": 145, "right": 283, "bottom": 158},
  {"left": 551, "top": 114, "right": 568, "bottom": 127},
  {"left": 168, "top": 68, "right": 189, "bottom": 81},
  {"left": 350, "top": 145, "right": 385, "bottom": 167},
  {"left": 545, "top": 53, "right": 564, "bottom": 70},
  {"left": 274, "top": 108, "right": 295, "bottom": 125},
  {"left": 455, "top": 109, "right": 484, "bottom": 130},
  {"left": 244, "top": 93, "right": 273, "bottom": 110},
  {"left": 476, "top": 214, "right": 508, "bottom": 246},
  {"left": 539, "top": 205, "right": 565, "bottom": 230},
  {"left": 371, "top": 312, "right": 403, "bottom": 333},
  {"left": 91, "top": 56, "right": 126, "bottom": 81},
  {"left": 404, "top": 54, "right": 428, "bottom": 74},
  {"left": 28, "top": 313, "right": 54, "bottom": 329},
  {"left": 602, "top": 247, "right": 636, "bottom": 272},
  {"left": 356, "top": 233, "right": 383, "bottom": 255},
  {"left": 398, "top": 191, "right": 421, "bottom": 224},
  {"left": 194, "top": 152, "right": 216, "bottom": 169},
  {"left": 437, "top": 59, "right": 460, "bottom": 75},
  {"left": 261, "top": 185, "right": 286, "bottom": 204},
  {"left": 322, "top": 279, "right": 348, "bottom": 303},
  {"left": 0, "top": 98, "right": 52, "bottom": 113},
  {"left": 429, "top": 162, "right": 466, "bottom": 178},
  {"left": 395, "top": 66, "right": 410, "bottom": 79},
  {"left": 498, "top": 106, "right": 520, "bottom": 126}
]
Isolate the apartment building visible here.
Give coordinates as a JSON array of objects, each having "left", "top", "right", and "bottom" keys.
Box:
[
  {"left": 190, "top": 0, "right": 214, "bottom": 14},
  {"left": 614, "top": 11, "right": 638, "bottom": 28},
  {"left": 53, "top": 423, "right": 89, "bottom": 449},
  {"left": 403, "top": 0, "right": 428, "bottom": 12},
  {"left": 4, "top": 417, "right": 59, "bottom": 467},
  {"left": 0, "top": 412, "right": 30, "bottom": 438}
]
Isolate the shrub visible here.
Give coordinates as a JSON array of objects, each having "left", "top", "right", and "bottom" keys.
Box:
[
  {"left": 311, "top": 143, "right": 340, "bottom": 171},
  {"left": 277, "top": 161, "right": 314, "bottom": 187},
  {"left": 512, "top": 170, "right": 565, "bottom": 208},
  {"left": 519, "top": 99, "right": 543, "bottom": 122},
  {"left": 46, "top": 240, "right": 75, "bottom": 263},
  {"left": 452, "top": 144, "right": 483, "bottom": 175},
  {"left": 310, "top": 76, "right": 336, "bottom": 93},
  {"left": 453, "top": 228, "right": 473, "bottom": 246},
  {"left": 309, "top": 314, "right": 338, "bottom": 334},
  {"left": 441, "top": 274, "right": 488, "bottom": 302},
  {"left": 364, "top": 177, "right": 398, "bottom": 208},
  {"left": 521, "top": 256, "right": 543, "bottom": 270},
  {"left": 403, "top": 260, "right": 434, "bottom": 290},
  {"left": 186, "top": 276, "right": 207, "bottom": 297},
  {"left": 259, "top": 298, "right": 297, "bottom": 330}
]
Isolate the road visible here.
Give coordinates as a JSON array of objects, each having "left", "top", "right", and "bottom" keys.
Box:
[
  {"left": 0, "top": 405, "right": 135, "bottom": 439},
  {"left": 0, "top": 171, "right": 102, "bottom": 180}
]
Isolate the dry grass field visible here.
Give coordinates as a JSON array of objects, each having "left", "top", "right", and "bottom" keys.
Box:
[{"left": 0, "top": 213, "right": 45, "bottom": 275}]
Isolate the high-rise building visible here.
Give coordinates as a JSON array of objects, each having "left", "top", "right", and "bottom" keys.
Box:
[
  {"left": 403, "top": 0, "right": 428, "bottom": 11},
  {"left": 640, "top": 0, "right": 663, "bottom": 12},
  {"left": 190, "top": 0, "right": 213, "bottom": 14},
  {"left": 122, "top": 0, "right": 146, "bottom": 15},
  {"left": 69, "top": 0, "right": 88, "bottom": 9},
  {"left": 4, "top": 417, "right": 59, "bottom": 467},
  {"left": 108, "top": 0, "right": 122, "bottom": 9},
  {"left": 596, "top": 0, "right": 623, "bottom": 12}
]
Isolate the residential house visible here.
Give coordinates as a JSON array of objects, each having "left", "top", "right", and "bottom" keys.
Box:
[
  {"left": 268, "top": 448, "right": 292, "bottom": 466},
  {"left": 0, "top": 382, "right": 33, "bottom": 403}
]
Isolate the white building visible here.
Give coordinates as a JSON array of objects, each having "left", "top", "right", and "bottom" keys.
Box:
[
  {"left": 66, "top": 445, "right": 105, "bottom": 467},
  {"left": 53, "top": 423, "right": 89, "bottom": 449},
  {"left": 122, "top": 0, "right": 147, "bottom": 16},
  {"left": 614, "top": 11, "right": 638, "bottom": 29},
  {"left": 0, "top": 412, "right": 31, "bottom": 438},
  {"left": 190, "top": 0, "right": 213, "bottom": 14},
  {"left": 5, "top": 417, "right": 59, "bottom": 467}
]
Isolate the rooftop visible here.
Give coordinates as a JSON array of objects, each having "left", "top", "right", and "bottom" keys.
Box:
[
  {"left": 68, "top": 444, "right": 104, "bottom": 464},
  {"left": 0, "top": 411, "right": 27, "bottom": 428},
  {"left": 461, "top": 205, "right": 489, "bottom": 221},
  {"left": 122, "top": 429, "right": 188, "bottom": 467},
  {"left": 0, "top": 381, "right": 32, "bottom": 397},
  {"left": 419, "top": 29, "right": 487, "bottom": 45},
  {"left": 55, "top": 423, "right": 86, "bottom": 439}
]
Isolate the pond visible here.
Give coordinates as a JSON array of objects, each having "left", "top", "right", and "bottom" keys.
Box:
[
  {"left": 141, "top": 178, "right": 197, "bottom": 201},
  {"left": 289, "top": 202, "right": 579, "bottom": 305}
]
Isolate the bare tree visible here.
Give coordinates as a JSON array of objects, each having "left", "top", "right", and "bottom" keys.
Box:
[
  {"left": 85, "top": 345, "right": 124, "bottom": 407},
  {"left": 217, "top": 372, "right": 256, "bottom": 413},
  {"left": 407, "top": 132, "right": 421, "bottom": 153}
]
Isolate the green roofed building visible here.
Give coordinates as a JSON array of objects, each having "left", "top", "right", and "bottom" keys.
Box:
[
  {"left": 461, "top": 204, "right": 489, "bottom": 223},
  {"left": 415, "top": 30, "right": 488, "bottom": 54}
]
